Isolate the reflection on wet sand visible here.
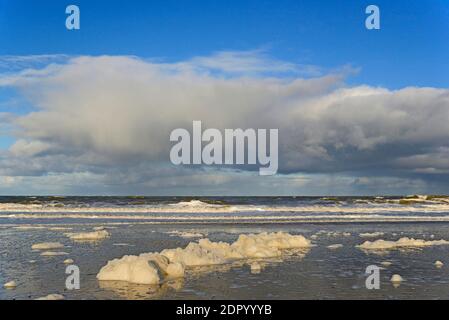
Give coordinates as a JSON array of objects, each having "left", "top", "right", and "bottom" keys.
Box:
[
  {"left": 5, "top": 220, "right": 449, "bottom": 300},
  {"left": 99, "top": 278, "right": 185, "bottom": 300}
]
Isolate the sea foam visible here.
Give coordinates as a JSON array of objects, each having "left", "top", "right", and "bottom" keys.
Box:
[
  {"left": 357, "top": 237, "right": 449, "bottom": 250},
  {"left": 65, "top": 230, "right": 110, "bottom": 241},
  {"left": 97, "top": 232, "right": 311, "bottom": 285},
  {"left": 35, "top": 294, "right": 65, "bottom": 300},
  {"left": 31, "top": 242, "right": 64, "bottom": 250}
]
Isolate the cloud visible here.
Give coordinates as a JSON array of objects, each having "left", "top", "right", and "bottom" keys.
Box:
[
  {"left": 395, "top": 147, "right": 449, "bottom": 174},
  {"left": 0, "top": 54, "right": 71, "bottom": 72},
  {"left": 183, "top": 49, "right": 322, "bottom": 76},
  {"left": 0, "top": 52, "right": 448, "bottom": 194}
]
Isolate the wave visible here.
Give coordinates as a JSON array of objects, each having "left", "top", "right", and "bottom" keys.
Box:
[
  {"left": 2, "top": 195, "right": 449, "bottom": 210},
  {"left": 1, "top": 201, "right": 449, "bottom": 213},
  {"left": 4, "top": 212, "right": 449, "bottom": 223},
  {"left": 168, "top": 200, "right": 228, "bottom": 209},
  {"left": 2, "top": 197, "right": 449, "bottom": 224}
]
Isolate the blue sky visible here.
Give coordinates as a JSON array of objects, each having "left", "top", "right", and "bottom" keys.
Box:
[
  {"left": 0, "top": 0, "right": 448, "bottom": 88},
  {"left": 0, "top": 1, "right": 448, "bottom": 195}
]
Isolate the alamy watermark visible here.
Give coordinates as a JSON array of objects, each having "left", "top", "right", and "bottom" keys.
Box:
[
  {"left": 64, "top": 5, "right": 379, "bottom": 32},
  {"left": 65, "top": 264, "right": 80, "bottom": 290},
  {"left": 365, "top": 265, "right": 380, "bottom": 289},
  {"left": 66, "top": 5, "right": 80, "bottom": 30},
  {"left": 170, "top": 121, "right": 278, "bottom": 175},
  {"left": 365, "top": 5, "right": 380, "bottom": 30}
]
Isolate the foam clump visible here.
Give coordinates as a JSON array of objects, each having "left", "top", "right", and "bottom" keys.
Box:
[
  {"left": 359, "top": 232, "right": 384, "bottom": 238},
  {"left": 357, "top": 237, "right": 449, "bottom": 250},
  {"left": 250, "top": 262, "right": 262, "bottom": 273},
  {"left": 31, "top": 242, "right": 64, "bottom": 250},
  {"left": 66, "top": 230, "right": 110, "bottom": 241},
  {"left": 14, "top": 225, "right": 46, "bottom": 230},
  {"left": 167, "top": 230, "right": 206, "bottom": 238},
  {"left": 327, "top": 244, "right": 343, "bottom": 249},
  {"left": 4, "top": 281, "right": 17, "bottom": 289},
  {"left": 41, "top": 251, "right": 69, "bottom": 256},
  {"left": 35, "top": 294, "right": 65, "bottom": 300},
  {"left": 315, "top": 230, "right": 351, "bottom": 237},
  {"left": 48, "top": 227, "right": 73, "bottom": 231},
  {"left": 97, "top": 254, "right": 163, "bottom": 284},
  {"left": 390, "top": 274, "right": 404, "bottom": 283},
  {"left": 97, "top": 232, "right": 311, "bottom": 285},
  {"left": 435, "top": 260, "right": 444, "bottom": 268}
]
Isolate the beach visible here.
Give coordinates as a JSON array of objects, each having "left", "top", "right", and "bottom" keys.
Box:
[{"left": 2, "top": 196, "right": 449, "bottom": 300}]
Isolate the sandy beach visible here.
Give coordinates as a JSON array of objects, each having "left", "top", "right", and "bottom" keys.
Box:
[{"left": 2, "top": 197, "right": 449, "bottom": 300}]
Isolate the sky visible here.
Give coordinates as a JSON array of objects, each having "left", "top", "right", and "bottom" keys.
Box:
[{"left": 0, "top": 0, "right": 448, "bottom": 195}]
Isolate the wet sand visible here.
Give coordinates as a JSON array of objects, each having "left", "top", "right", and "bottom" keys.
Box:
[{"left": 2, "top": 222, "right": 449, "bottom": 299}]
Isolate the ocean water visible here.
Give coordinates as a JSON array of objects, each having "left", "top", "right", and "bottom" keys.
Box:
[{"left": 2, "top": 196, "right": 449, "bottom": 300}]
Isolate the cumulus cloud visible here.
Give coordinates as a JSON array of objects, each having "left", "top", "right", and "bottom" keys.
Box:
[{"left": 0, "top": 51, "right": 448, "bottom": 195}]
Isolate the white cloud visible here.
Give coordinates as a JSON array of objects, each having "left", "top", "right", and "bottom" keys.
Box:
[
  {"left": 183, "top": 49, "right": 321, "bottom": 76},
  {"left": 0, "top": 54, "right": 71, "bottom": 72},
  {"left": 0, "top": 52, "right": 448, "bottom": 194},
  {"left": 9, "top": 139, "right": 52, "bottom": 157}
]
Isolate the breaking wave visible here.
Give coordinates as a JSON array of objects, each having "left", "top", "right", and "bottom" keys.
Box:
[{"left": 2, "top": 196, "right": 449, "bottom": 224}]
